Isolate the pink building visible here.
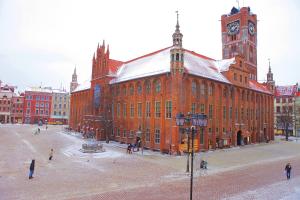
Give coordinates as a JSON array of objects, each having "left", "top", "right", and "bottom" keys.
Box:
[{"left": 23, "top": 87, "right": 52, "bottom": 124}]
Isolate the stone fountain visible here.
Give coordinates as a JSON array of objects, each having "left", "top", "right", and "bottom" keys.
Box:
[{"left": 80, "top": 139, "right": 105, "bottom": 153}]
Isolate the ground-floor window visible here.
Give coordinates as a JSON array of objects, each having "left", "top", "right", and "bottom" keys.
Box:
[
  {"left": 146, "top": 128, "right": 150, "bottom": 142},
  {"left": 155, "top": 129, "right": 160, "bottom": 144},
  {"left": 200, "top": 128, "right": 204, "bottom": 144}
]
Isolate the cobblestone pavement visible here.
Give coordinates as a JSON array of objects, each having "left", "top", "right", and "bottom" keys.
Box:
[{"left": 1, "top": 124, "right": 300, "bottom": 200}]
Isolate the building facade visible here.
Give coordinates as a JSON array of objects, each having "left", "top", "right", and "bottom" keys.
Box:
[
  {"left": 49, "top": 89, "right": 70, "bottom": 124},
  {"left": 23, "top": 87, "right": 52, "bottom": 124},
  {"left": 0, "top": 82, "right": 15, "bottom": 123},
  {"left": 11, "top": 94, "right": 24, "bottom": 123},
  {"left": 69, "top": 7, "right": 274, "bottom": 152},
  {"left": 274, "top": 84, "right": 299, "bottom": 136}
]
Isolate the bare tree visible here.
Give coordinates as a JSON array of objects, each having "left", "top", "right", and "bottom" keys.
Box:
[{"left": 277, "top": 105, "right": 293, "bottom": 141}]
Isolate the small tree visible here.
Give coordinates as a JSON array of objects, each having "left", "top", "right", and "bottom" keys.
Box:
[{"left": 277, "top": 105, "right": 293, "bottom": 141}]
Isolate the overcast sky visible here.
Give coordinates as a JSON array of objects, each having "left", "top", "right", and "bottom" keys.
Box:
[{"left": 0, "top": 0, "right": 299, "bottom": 92}]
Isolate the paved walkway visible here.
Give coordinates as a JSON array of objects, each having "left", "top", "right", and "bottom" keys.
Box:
[{"left": 0, "top": 124, "right": 300, "bottom": 200}]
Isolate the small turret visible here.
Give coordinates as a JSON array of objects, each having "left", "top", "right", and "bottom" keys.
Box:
[{"left": 170, "top": 11, "right": 184, "bottom": 75}]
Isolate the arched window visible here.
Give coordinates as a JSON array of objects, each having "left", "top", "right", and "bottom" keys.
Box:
[
  {"left": 129, "top": 85, "right": 134, "bottom": 95},
  {"left": 123, "top": 86, "right": 127, "bottom": 96},
  {"left": 145, "top": 80, "right": 151, "bottom": 94},
  {"left": 137, "top": 83, "right": 142, "bottom": 95},
  {"left": 208, "top": 84, "right": 214, "bottom": 96},
  {"left": 155, "top": 80, "right": 161, "bottom": 93},
  {"left": 192, "top": 81, "right": 197, "bottom": 95}
]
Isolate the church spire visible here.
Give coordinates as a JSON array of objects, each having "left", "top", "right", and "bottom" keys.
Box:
[
  {"left": 172, "top": 11, "right": 183, "bottom": 47},
  {"left": 267, "top": 58, "right": 273, "bottom": 82}
]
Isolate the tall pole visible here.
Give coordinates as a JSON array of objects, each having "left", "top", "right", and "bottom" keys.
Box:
[
  {"left": 186, "top": 128, "right": 190, "bottom": 173},
  {"left": 190, "top": 126, "right": 195, "bottom": 200}
]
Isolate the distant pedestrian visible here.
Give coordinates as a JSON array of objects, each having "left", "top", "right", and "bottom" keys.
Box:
[
  {"left": 49, "top": 149, "right": 53, "bottom": 160},
  {"left": 46, "top": 125, "right": 48, "bottom": 130},
  {"left": 37, "top": 128, "right": 40, "bottom": 133},
  {"left": 127, "top": 144, "right": 131, "bottom": 154},
  {"left": 29, "top": 159, "right": 35, "bottom": 179},
  {"left": 285, "top": 163, "right": 292, "bottom": 180}
]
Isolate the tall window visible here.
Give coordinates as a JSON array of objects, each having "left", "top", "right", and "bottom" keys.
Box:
[
  {"left": 200, "top": 84, "right": 205, "bottom": 95},
  {"left": 123, "top": 87, "right": 127, "bottom": 96},
  {"left": 229, "top": 107, "right": 232, "bottom": 119},
  {"left": 137, "top": 103, "right": 142, "bottom": 118},
  {"left": 123, "top": 103, "right": 127, "bottom": 117},
  {"left": 155, "top": 80, "right": 161, "bottom": 93},
  {"left": 155, "top": 102, "right": 161, "bottom": 118},
  {"left": 200, "top": 128, "right": 204, "bottom": 144},
  {"left": 146, "top": 81, "right": 151, "bottom": 94},
  {"left": 241, "top": 108, "right": 244, "bottom": 120},
  {"left": 192, "top": 81, "right": 197, "bottom": 95},
  {"left": 129, "top": 85, "right": 134, "bottom": 95},
  {"left": 146, "top": 128, "right": 150, "bottom": 142},
  {"left": 208, "top": 85, "right": 213, "bottom": 96},
  {"left": 117, "top": 103, "right": 120, "bottom": 117},
  {"left": 165, "top": 101, "right": 172, "bottom": 118},
  {"left": 123, "top": 130, "right": 126, "bottom": 138},
  {"left": 117, "top": 128, "right": 120, "bottom": 137},
  {"left": 155, "top": 129, "right": 160, "bottom": 144},
  {"left": 235, "top": 108, "right": 238, "bottom": 121},
  {"left": 146, "top": 102, "right": 151, "bottom": 117},
  {"left": 191, "top": 103, "right": 196, "bottom": 114},
  {"left": 209, "top": 104, "right": 213, "bottom": 119},
  {"left": 130, "top": 104, "right": 134, "bottom": 117},
  {"left": 223, "top": 106, "right": 226, "bottom": 120},
  {"left": 137, "top": 84, "right": 142, "bottom": 95},
  {"left": 200, "top": 104, "right": 205, "bottom": 114}
]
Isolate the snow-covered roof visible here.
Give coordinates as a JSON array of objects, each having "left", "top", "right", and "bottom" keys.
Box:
[
  {"left": 110, "top": 47, "right": 231, "bottom": 84},
  {"left": 72, "top": 80, "right": 90, "bottom": 93},
  {"left": 214, "top": 58, "right": 236, "bottom": 72},
  {"left": 52, "top": 89, "right": 69, "bottom": 94},
  {"left": 184, "top": 51, "right": 231, "bottom": 84},
  {"left": 249, "top": 80, "right": 272, "bottom": 94},
  {"left": 25, "top": 87, "right": 52, "bottom": 93},
  {"left": 275, "top": 85, "right": 298, "bottom": 97}
]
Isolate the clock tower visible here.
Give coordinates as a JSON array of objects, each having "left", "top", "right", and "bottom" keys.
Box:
[{"left": 221, "top": 7, "right": 257, "bottom": 80}]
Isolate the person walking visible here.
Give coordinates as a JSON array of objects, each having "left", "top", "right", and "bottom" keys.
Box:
[
  {"left": 29, "top": 159, "right": 35, "bottom": 179},
  {"left": 49, "top": 149, "right": 54, "bottom": 160},
  {"left": 285, "top": 163, "right": 292, "bottom": 180}
]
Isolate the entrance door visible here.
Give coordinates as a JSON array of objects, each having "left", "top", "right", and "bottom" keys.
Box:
[{"left": 237, "top": 130, "right": 242, "bottom": 146}]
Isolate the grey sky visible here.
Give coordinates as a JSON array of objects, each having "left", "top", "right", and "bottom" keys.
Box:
[{"left": 0, "top": 0, "right": 299, "bottom": 91}]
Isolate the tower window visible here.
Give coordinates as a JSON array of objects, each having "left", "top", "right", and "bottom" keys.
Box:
[{"left": 176, "top": 53, "right": 179, "bottom": 61}]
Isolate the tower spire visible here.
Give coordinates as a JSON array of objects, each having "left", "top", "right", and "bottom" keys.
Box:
[
  {"left": 172, "top": 11, "right": 183, "bottom": 47},
  {"left": 268, "top": 58, "right": 271, "bottom": 73}
]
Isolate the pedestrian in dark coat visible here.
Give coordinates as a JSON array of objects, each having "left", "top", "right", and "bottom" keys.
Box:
[
  {"left": 285, "top": 163, "right": 292, "bottom": 180},
  {"left": 49, "top": 149, "right": 53, "bottom": 160},
  {"left": 29, "top": 159, "right": 35, "bottom": 179}
]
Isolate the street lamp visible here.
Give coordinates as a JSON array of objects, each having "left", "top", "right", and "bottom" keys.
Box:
[{"left": 176, "top": 112, "right": 207, "bottom": 200}]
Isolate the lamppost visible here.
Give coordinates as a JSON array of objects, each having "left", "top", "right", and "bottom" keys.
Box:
[{"left": 176, "top": 113, "right": 207, "bottom": 200}]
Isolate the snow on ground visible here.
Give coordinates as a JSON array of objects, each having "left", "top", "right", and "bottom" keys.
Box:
[{"left": 223, "top": 177, "right": 300, "bottom": 200}]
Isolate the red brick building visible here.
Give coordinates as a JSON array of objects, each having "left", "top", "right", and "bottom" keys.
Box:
[
  {"left": 69, "top": 7, "right": 274, "bottom": 152},
  {"left": 23, "top": 87, "right": 52, "bottom": 124}
]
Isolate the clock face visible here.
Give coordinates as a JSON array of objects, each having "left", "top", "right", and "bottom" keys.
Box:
[
  {"left": 248, "top": 22, "right": 255, "bottom": 35},
  {"left": 227, "top": 21, "right": 240, "bottom": 35}
]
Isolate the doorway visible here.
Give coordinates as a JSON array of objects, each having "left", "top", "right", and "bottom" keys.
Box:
[{"left": 237, "top": 130, "right": 242, "bottom": 146}]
